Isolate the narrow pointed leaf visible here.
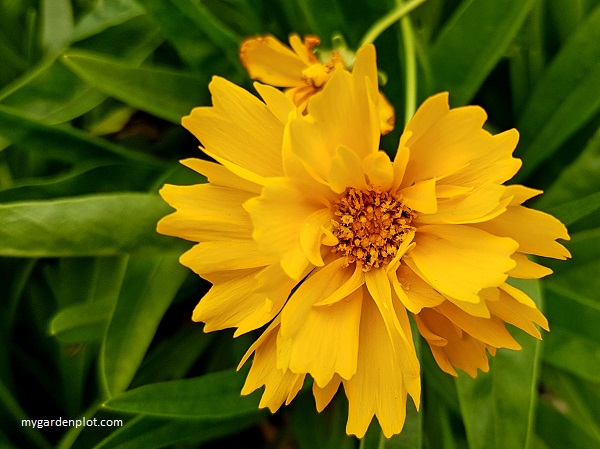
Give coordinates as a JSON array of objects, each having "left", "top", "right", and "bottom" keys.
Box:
[
  {"left": 429, "top": 0, "right": 536, "bottom": 104},
  {"left": 103, "top": 369, "right": 260, "bottom": 418},
  {"left": 61, "top": 50, "right": 209, "bottom": 123}
]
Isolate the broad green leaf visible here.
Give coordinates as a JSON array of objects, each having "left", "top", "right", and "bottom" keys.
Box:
[
  {"left": 0, "top": 194, "right": 186, "bottom": 257},
  {"left": 41, "top": 0, "right": 73, "bottom": 55},
  {"left": 0, "top": 104, "right": 159, "bottom": 164},
  {"left": 71, "top": 0, "right": 144, "bottom": 42},
  {"left": 0, "top": 19, "right": 161, "bottom": 124},
  {"left": 100, "top": 254, "right": 188, "bottom": 396},
  {"left": 0, "top": 162, "right": 167, "bottom": 203},
  {"left": 536, "top": 125, "right": 600, "bottom": 208},
  {"left": 61, "top": 50, "right": 209, "bottom": 123},
  {"left": 103, "top": 369, "right": 260, "bottom": 418},
  {"left": 543, "top": 327, "right": 600, "bottom": 382},
  {"left": 429, "top": 0, "right": 536, "bottom": 104},
  {"left": 536, "top": 397, "right": 600, "bottom": 449},
  {"left": 544, "top": 285, "right": 600, "bottom": 344},
  {"left": 132, "top": 0, "right": 218, "bottom": 72},
  {"left": 131, "top": 326, "right": 214, "bottom": 386},
  {"left": 456, "top": 279, "right": 543, "bottom": 449},
  {"left": 541, "top": 367, "right": 600, "bottom": 443},
  {"left": 92, "top": 414, "right": 262, "bottom": 449},
  {"left": 543, "top": 191, "right": 600, "bottom": 227},
  {"left": 515, "top": 4, "right": 600, "bottom": 181},
  {"left": 164, "top": 0, "right": 242, "bottom": 71},
  {"left": 49, "top": 301, "right": 114, "bottom": 344}
]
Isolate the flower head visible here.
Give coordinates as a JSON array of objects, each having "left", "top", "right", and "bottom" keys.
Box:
[
  {"left": 240, "top": 33, "right": 395, "bottom": 134},
  {"left": 158, "top": 44, "right": 570, "bottom": 438}
]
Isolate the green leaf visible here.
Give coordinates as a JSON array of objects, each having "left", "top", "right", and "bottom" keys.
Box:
[
  {"left": 131, "top": 0, "right": 218, "bottom": 72},
  {"left": 515, "top": 4, "right": 600, "bottom": 180},
  {"left": 152, "top": 0, "right": 242, "bottom": 71},
  {"left": 41, "top": 0, "right": 73, "bottom": 54},
  {"left": 544, "top": 285, "right": 600, "bottom": 344},
  {"left": 0, "top": 193, "right": 186, "bottom": 257},
  {"left": 61, "top": 50, "right": 209, "bottom": 123},
  {"left": 100, "top": 254, "right": 188, "bottom": 396},
  {"left": 541, "top": 368, "right": 600, "bottom": 443},
  {"left": 49, "top": 301, "right": 114, "bottom": 344},
  {"left": 0, "top": 19, "right": 161, "bottom": 124},
  {"left": 543, "top": 327, "right": 600, "bottom": 382},
  {"left": 543, "top": 191, "right": 600, "bottom": 227},
  {"left": 92, "top": 414, "right": 262, "bottom": 449},
  {"left": 103, "top": 369, "right": 261, "bottom": 418},
  {"left": 132, "top": 327, "right": 214, "bottom": 386},
  {"left": 456, "top": 279, "right": 543, "bottom": 449},
  {"left": 536, "top": 125, "right": 600, "bottom": 208},
  {"left": 71, "top": 0, "right": 144, "bottom": 42},
  {"left": 429, "top": 0, "right": 536, "bottom": 104},
  {"left": 0, "top": 104, "right": 160, "bottom": 164},
  {"left": 0, "top": 162, "right": 167, "bottom": 203}
]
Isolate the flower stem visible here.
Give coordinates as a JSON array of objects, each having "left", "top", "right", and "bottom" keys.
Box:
[
  {"left": 359, "top": 0, "right": 428, "bottom": 47},
  {"left": 399, "top": 1, "right": 417, "bottom": 124}
]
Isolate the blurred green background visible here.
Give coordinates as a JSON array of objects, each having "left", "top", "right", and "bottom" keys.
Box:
[{"left": 0, "top": 0, "right": 599, "bottom": 448}]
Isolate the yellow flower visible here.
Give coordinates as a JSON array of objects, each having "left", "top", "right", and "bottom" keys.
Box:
[
  {"left": 240, "top": 33, "right": 395, "bottom": 134},
  {"left": 157, "top": 44, "right": 570, "bottom": 438}
]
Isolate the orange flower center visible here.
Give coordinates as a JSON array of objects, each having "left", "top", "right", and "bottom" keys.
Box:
[{"left": 331, "top": 187, "right": 415, "bottom": 271}]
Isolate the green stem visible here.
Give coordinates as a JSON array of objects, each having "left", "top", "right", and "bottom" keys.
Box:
[
  {"left": 399, "top": 1, "right": 417, "bottom": 124},
  {"left": 56, "top": 400, "right": 102, "bottom": 449},
  {"left": 359, "top": 0, "right": 429, "bottom": 47}
]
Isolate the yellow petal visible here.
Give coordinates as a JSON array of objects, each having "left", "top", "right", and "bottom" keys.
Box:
[
  {"left": 182, "top": 76, "right": 284, "bottom": 185},
  {"left": 179, "top": 158, "right": 262, "bottom": 194},
  {"left": 503, "top": 184, "right": 542, "bottom": 206},
  {"left": 309, "top": 69, "right": 379, "bottom": 162},
  {"left": 253, "top": 82, "right": 296, "bottom": 124},
  {"left": 240, "top": 323, "right": 306, "bottom": 412},
  {"left": 157, "top": 184, "right": 253, "bottom": 241},
  {"left": 401, "top": 98, "right": 498, "bottom": 186},
  {"left": 440, "top": 129, "right": 521, "bottom": 187},
  {"left": 365, "top": 269, "right": 420, "bottom": 383},
  {"left": 377, "top": 92, "right": 395, "bottom": 134},
  {"left": 391, "top": 142, "right": 410, "bottom": 193},
  {"left": 313, "top": 374, "right": 342, "bottom": 412},
  {"left": 244, "top": 177, "right": 328, "bottom": 280},
  {"left": 362, "top": 151, "right": 394, "bottom": 190},
  {"left": 416, "top": 308, "right": 490, "bottom": 378},
  {"left": 344, "top": 294, "right": 417, "bottom": 438},
  {"left": 180, "top": 240, "right": 275, "bottom": 275},
  {"left": 279, "top": 259, "right": 363, "bottom": 386},
  {"left": 390, "top": 264, "right": 445, "bottom": 313},
  {"left": 351, "top": 44, "right": 383, "bottom": 141},
  {"left": 240, "top": 35, "right": 307, "bottom": 87},
  {"left": 417, "top": 184, "right": 510, "bottom": 225},
  {"left": 300, "top": 208, "right": 334, "bottom": 267},
  {"left": 328, "top": 145, "right": 369, "bottom": 193},
  {"left": 314, "top": 262, "right": 365, "bottom": 306},
  {"left": 409, "top": 225, "right": 518, "bottom": 303},
  {"left": 193, "top": 264, "right": 296, "bottom": 336},
  {"left": 399, "top": 177, "right": 438, "bottom": 214},
  {"left": 473, "top": 206, "right": 571, "bottom": 259},
  {"left": 507, "top": 252, "right": 553, "bottom": 279},
  {"left": 488, "top": 288, "right": 548, "bottom": 338},
  {"left": 436, "top": 300, "right": 521, "bottom": 350}
]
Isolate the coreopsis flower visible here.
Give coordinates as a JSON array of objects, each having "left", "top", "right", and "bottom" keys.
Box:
[
  {"left": 240, "top": 33, "right": 395, "bottom": 133},
  {"left": 157, "top": 43, "right": 569, "bottom": 438}
]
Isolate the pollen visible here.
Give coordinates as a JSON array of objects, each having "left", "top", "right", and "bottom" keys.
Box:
[{"left": 331, "top": 187, "right": 416, "bottom": 271}]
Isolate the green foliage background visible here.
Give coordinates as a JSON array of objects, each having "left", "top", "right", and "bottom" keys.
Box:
[{"left": 0, "top": 0, "right": 599, "bottom": 448}]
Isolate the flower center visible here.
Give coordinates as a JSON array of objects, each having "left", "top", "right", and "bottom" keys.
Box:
[{"left": 331, "top": 187, "right": 415, "bottom": 271}]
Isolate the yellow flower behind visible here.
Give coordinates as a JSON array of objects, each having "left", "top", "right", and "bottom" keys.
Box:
[
  {"left": 240, "top": 33, "right": 395, "bottom": 134},
  {"left": 157, "top": 44, "right": 569, "bottom": 438}
]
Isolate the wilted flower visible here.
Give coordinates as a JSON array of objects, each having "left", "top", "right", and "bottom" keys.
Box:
[{"left": 157, "top": 44, "right": 569, "bottom": 437}]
